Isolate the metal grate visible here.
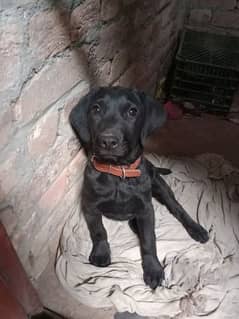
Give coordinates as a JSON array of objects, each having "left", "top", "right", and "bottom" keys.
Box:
[
  {"left": 170, "top": 28, "right": 239, "bottom": 113},
  {"left": 178, "top": 30, "right": 239, "bottom": 70}
]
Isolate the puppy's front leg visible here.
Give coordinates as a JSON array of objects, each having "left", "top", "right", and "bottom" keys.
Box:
[
  {"left": 83, "top": 207, "right": 111, "bottom": 267},
  {"left": 152, "top": 173, "right": 209, "bottom": 243},
  {"left": 135, "top": 206, "right": 164, "bottom": 289}
]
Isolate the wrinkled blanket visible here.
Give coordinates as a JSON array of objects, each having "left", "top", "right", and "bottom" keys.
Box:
[{"left": 56, "top": 154, "right": 239, "bottom": 318}]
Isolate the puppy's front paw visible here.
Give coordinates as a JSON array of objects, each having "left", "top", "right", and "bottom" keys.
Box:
[
  {"left": 187, "top": 224, "right": 209, "bottom": 244},
  {"left": 89, "top": 240, "right": 111, "bottom": 267},
  {"left": 143, "top": 256, "right": 164, "bottom": 289}
]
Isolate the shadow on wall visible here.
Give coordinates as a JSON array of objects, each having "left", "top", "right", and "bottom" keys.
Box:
[{"left": 53, "top": 0, "right": 180, "bottom": 91}]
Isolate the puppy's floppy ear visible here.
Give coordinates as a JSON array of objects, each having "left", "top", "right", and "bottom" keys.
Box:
[
  {"left": 69, "top": 88, "right": 98, "bottom": 147},
  {"left": 137, "top": 91, "right": 167, "bottom": 142}
]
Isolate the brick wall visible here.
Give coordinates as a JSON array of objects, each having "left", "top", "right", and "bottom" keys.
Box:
[
  {"left": 0, "top": 0, "right": 180, "bottom": 279},
  {"left": 183, "top": 0, "right": 239, "bottom": 33}
]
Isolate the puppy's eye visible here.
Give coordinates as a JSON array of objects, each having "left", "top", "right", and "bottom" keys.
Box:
[
  {"left": 128, "top": 106, "right": 138, "bottom": 117},
  {"left": 92, "top": 104, "right": 101, "bottom": 113}
]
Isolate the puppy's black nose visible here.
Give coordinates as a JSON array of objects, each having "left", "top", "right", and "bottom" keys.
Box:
[{"left": 99, "top": 134, "right": 119, "bottom": 150}]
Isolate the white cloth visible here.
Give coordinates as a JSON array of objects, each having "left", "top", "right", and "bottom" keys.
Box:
[{"left": 56, "top": 154, "right": 239, "bottom": 318}]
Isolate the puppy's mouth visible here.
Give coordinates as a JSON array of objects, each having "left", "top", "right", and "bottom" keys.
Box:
[{"left": 93, "top": 143, "right": 129, "bottom": 163}]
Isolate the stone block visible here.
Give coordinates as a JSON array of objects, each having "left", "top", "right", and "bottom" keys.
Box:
[
  {"left": 95, "top": 19, "right": 128, "bottom": 61},
  {"left": 116, "top": 62, "right": 141, "bottom": 87},
  {"left": 0, "top": 107, "right": 14, "bottom": 150},
  {"left": 160, "top": 1, "right": 177, "bottom": 28},
  {"left": 0, "top": 19, "right": 23, "bottom": 92},
  {"left": 60, "top": 80, "right": 89, "bottom": 123},
  {"left": 110, "top": 48, "right": 129, "bottom": 82},
  {"left": 29, "top": 9, "right": 70, "bottom": 61},
  {"left": 98, "top": 61, "right": 112, "bottom": 85},
  {"left": 71, "top": 0, "right": 100, "bottom": 41},
  {"left": 101, "top": 0, "right": 120, "bottom": 21},
  {"left": 156, "top": 21, "right": 175, "bottom": 50},
  {"left": 14, "top": 52, "right": 88, "bottom": 126},
  {"left": 0, "top": 152, "right": 18, "bottom": 200},
  {"left": 28, "top": 110, "right": 59, "bottom": 157}
]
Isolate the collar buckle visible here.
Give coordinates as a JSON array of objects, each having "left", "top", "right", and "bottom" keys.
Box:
[{"left": 121, "top": 167, "right": 126, "bottom": 179}]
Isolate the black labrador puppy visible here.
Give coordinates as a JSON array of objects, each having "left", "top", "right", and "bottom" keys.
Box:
[{"left": 70, "top": 86, "right": 209, "bottom": 289}]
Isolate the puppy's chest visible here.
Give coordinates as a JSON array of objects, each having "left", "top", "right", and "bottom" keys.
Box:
[{"left": 94, "top": 174, "right": 152, "bottom": 220}]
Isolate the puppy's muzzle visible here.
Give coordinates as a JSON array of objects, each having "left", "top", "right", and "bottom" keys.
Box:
[{"left": 98, "top": 133, "right": 119, "bottom": 151}]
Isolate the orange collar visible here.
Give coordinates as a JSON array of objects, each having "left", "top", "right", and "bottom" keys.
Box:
[{"left": 91, "top": 156, "right": 141, "bottom": 178}]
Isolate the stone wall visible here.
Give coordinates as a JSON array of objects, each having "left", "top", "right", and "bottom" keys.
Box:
[{"left": 0, "top": 0, "right": 180, "bottom": 279}]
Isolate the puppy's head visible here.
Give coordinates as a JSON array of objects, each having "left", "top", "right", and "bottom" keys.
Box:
[{"left": 70, "top": 86, "right": 166, "bottom": 164}]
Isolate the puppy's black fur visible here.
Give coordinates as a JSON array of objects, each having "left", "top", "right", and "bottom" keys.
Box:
[{"left": 70, "top": 86, "right": 209, "bottom": 289}]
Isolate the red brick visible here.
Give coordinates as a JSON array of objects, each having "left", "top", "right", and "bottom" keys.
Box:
[
  {"left": 28, "top": 110, "right": 59, "bottom": 157},
  {"left": 29, "top": 9, "right": 70, "bottom": 61},
  {"left": 37, "top": 149, "right": 86, "bottom": 212},
  {"left": 110, "top": 48, "right": 129, "bottom": 82},
  {"left": 14, "top": 52, "right": 88, "bottom": 126},
  {"left": 212, "top": 10, "right": 239, "bottom": 29},
  {"left": 27, "top": 139, "right": 73, "bottom": 202},
  {"left": 26, "top": 82, "right": 88, "bottom": 201},
  {"left": 38, "top": 171, "right": 68, "bottom": 213},
  {"left": 21, "top": 150, "right": 85, "bottom": 243},
  {"left": 64, "top": 149, "right": 87, "bottom": 190},
  {"left": 101, "top": 0, "right": 120, "bottom": 21},
  {"left": 0, "top": 20, "right": 23, "bottom": 91},
  {"left": 31, "top": 177, "right": 84, "bottom": 270}
]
